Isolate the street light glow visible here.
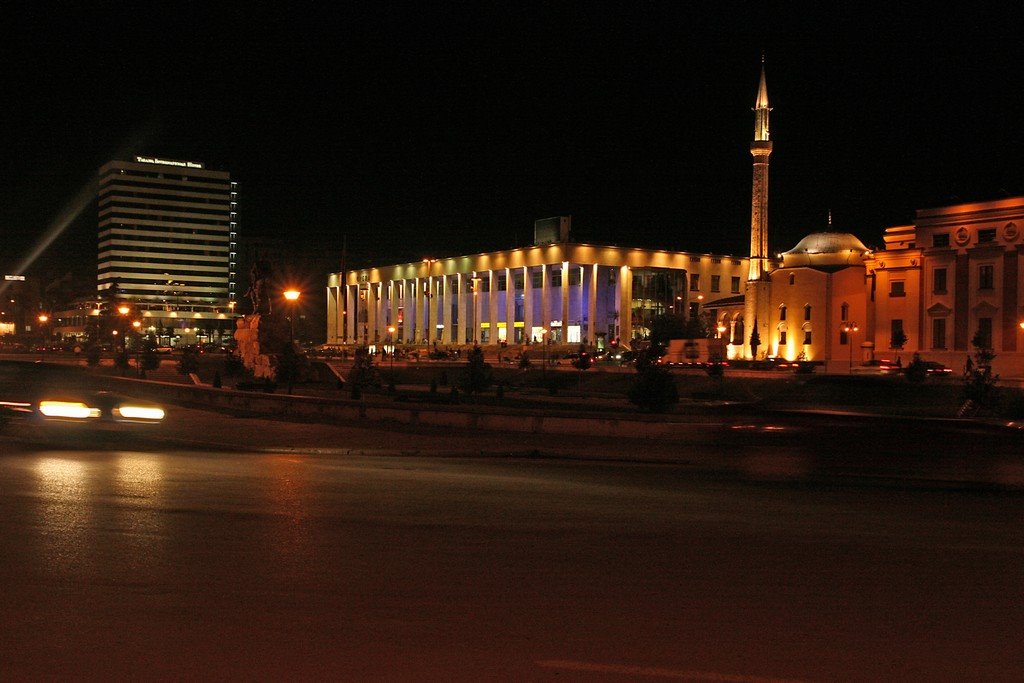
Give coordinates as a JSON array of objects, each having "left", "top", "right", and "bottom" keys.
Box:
[
  {"left": 283, "top": 289, "right": 300, "bottom": 301},
  {"left": 118, "top": 305, "right": 130, "bottom": 315}
]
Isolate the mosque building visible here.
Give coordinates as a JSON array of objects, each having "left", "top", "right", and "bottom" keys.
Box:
[{"left": 325, "top": 63, "right": 1024, "bottom": 377}]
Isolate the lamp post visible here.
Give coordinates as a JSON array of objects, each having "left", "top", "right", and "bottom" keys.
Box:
[
  {"left": 540, "top": 327, "right": 548, "bottom": 377},
  {"left": 37, "top": 314, "right": 48, "bottom": 362},
  {"left": 387, "top": 325, "right": 396, "bottom": 378},
  {"left": 283, "top": 289, "right": 300, "bottom": 341},
  {"left": 840, "top": 321, "right": 859, "bottom": 373},
  {"left": 132, "top": 320, "right": 142, "bottom": 376}
]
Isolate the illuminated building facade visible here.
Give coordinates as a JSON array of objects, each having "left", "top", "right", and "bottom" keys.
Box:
[
  {"left": 97, "top": 156, "right": 238, "bottom": 342},
  {"left": 326, "top": 242, "right": 747, "bottom": 349}
]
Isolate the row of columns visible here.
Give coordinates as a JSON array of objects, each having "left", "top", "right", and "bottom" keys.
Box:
[{"left": 328, "top": 263, "right": 631, "bottom": 347}]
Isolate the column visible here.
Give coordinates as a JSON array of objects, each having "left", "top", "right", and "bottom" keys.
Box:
[
  {"left": 505, "top": 267, "right": 515, "bottom": 345},
  {"left": 488, "top": 270, "right": 499, "bottom": 345},
  {"left": 561, "top": 260, "right": 570, "bottom": 343},
  {"left": 389, "top": 280, "right": 399, "bottom": 341},
  {"left": 587, "top": 264, "right": 598, "bottom": 345},
  {"left": 345, "top": 284, "right": 357, "bottom": 343},
  {"left": 326, "top": 286, "right": 338, "bottom": 343},
  {"left": 617, "top": 265, "right": 632, "bottom": 346},
  {"left": 441, "top": 275, "right": 453, "bottom": 344},
  {"left": 523, "top": 266, "right": 534, "bottom": 342},
  {"left": 366, "top": 282, "right": 377, "bottom": 344},
  {"left": 540, "top": 264, "right": 550, "bottom": 332}
]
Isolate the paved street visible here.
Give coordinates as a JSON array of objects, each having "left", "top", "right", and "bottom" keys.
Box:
[{"left": 2, "top": 436, "right": 1022, "bottom": 681}]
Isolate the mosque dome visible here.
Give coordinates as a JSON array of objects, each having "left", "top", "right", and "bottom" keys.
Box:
[{"left": 781, "top": 231, "right": 869, "bottom": 270}]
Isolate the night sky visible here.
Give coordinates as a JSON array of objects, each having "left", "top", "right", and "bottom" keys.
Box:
[{"left": 3, "top": 5, "right": 1023, "bottom": 289}]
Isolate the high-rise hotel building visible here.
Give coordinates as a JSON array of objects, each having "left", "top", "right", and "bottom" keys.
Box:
[{"left": 97, "top": 156, "right": 238, "bottom": 340}]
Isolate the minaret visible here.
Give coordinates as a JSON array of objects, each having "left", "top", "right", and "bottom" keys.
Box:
[{"left": 743, "top": 58, "right": 773, "bottom": 358}]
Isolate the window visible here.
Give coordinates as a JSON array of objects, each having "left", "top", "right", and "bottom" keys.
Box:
[
  {"left": 551, "top": 273, "right": 562, "bottom": 287},
  {"left": 840, "top": 329, "right": 849, "bottom": 345},
  {"left": 804, "top": 305, "right": 811, "bottom": 321},
  {"left": 978, "top": 228, "right": 997, "bottom": 244},
  {"left": 711, "top": 275, "right": 720, "bottom": 292},
  {"left": 933, "top": 233, "right": 950, "bottom": 248},
  {"left": 890, "top": 281, "right": 906, "bottom": 297},
  {"left": 932, "top": 318, "right": 946, "bottom": 349},
  {"left": 933, "top": 268, "right": 947, "bottom": 294},
  {"left": 779, "top": 305, "right": 787, "bottom": 321},
  {"left": 779, "top": 330, "right": 787, "bottom": 345},
  {"left": 497, "top": 276, "right": 507, "bottom": 291},
  {"left": 731, "top": 276, "right": 741, "bottom": 293},
  {"left": 976, "top": 318, "right": 993, "bottom": 349},
  {"left": 803, "top": 330, "right": 812, "bottom": 345},
  {"left": 531, "top": 272, "right": 543, "bottom": 288},
  {"left": 979, "top": 264, "right": 994, "bottom": 290},
  {"left": 840, "top": 303, "right": 849, "bottom": 321},
  {"left": 689, "top": 274, "right": 700, "bottom": 291}
]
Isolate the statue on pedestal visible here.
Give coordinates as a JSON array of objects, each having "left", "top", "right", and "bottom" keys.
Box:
[{"left": 244, "top": 253, "right": 273, "bottom": 315}]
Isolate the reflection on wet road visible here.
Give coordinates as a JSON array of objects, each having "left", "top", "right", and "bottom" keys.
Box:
[{"left": 2, "top": 444, "right": 1022, "bottom": 681}]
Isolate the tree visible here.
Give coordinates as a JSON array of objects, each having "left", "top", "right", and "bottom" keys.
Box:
[
  {"left": 177, "top": 347, "right": 200, "bottom": 375},
  {"left": 749, "top": 318, "right": 761, "bottom": 359},
  {"left": 461, "top": 345, "right": 493, "bottom": 394},
  {"left": 347, "top": 346, "right": 380, "bottom": 394},
  {"left": 628, "top": 363, "right": 679, "bottom": 413},
  {"left": 962, "top": 329, "right": 1000, "bottom": 414},
  {"left": 276, "top": 343, "right": 303, "bottom": 394},
  {"left": 904, "top": 352, "right": 927, "bottom": 383},
  {"left": 891, "top": 326, "right": 908, "bottom": 350},
  {"left": 649, "top": 313, "right": 687, "bottom": 348}
]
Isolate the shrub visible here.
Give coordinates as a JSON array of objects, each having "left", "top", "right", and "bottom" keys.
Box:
[
  {"left": 85, "top": 344, "right": 101, "bottom": 367},
  {"left": 461, "top": 345, "right": 493, "bottom": 394},
  {"left": 628, "top": 365, "right": 680, "bottom": 413},
  {"left": 177, "top": 348, "right": 200, "bottom": 375},
  {"left": 904, "top": 353, "right": 927, "bottom": 383},
  {"left": 223, "top": 353, "right": 244, "bottom": 377}
]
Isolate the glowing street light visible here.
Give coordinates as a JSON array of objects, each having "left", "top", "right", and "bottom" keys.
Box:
[
  {"left": 283, "top": 289, "right": 301, "bottom": 340},
  {"left": 37, "top": 314, "right": 49, "bottom": 362},
  {"left": 840, "top": 321, "right": 859, "bottom": 373},
  {"left": 387, "top": 325, "right": 396, "bottom": 376}
]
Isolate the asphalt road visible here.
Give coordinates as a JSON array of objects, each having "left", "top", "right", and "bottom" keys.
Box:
[{"left": 2, "top": 441, "right": 1022, "bottom": 681}]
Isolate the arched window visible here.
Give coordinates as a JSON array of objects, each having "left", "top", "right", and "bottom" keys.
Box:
[
  {"left": 789, "top": 274, "right": 795, "bottom": 285},
  {"left": 804, "top": 304, "right": 812, "bottom": 321},
  {"left": 779, "top": 304, "right": 787, "bottom": 321},
  {"left": 732, "top": 317, "right": 744, "bottom": 346},
  {"left": 841, "top": 303, "right": 849, "bottom": 321}
]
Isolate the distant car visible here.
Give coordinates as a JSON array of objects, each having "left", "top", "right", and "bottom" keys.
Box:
[
  {"left": 0, "top": 361, "right": 166, "bottom": 432},
  {"left": 850, "top": 359, "right": 900, "bottom": 375}
]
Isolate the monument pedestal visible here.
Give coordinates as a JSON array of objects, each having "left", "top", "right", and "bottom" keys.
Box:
[{"left": 234, "top": 313, "right": 291, "bottom": 380}]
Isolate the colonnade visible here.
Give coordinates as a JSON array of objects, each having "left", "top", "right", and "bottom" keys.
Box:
[{"left": 327, "top": 262, "right": 632, "bottom": 347}]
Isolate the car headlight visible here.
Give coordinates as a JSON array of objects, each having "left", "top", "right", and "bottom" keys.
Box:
[
  {"left": 39, "top": 400, "right": 101, "bottom": 419},
  {"left": 114, "top": 404, "right": 165, "bottom": 421}
]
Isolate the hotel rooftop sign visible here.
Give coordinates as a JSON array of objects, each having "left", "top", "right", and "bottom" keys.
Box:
[{"left": 134, "top": 156, "right": 204, "bottom": 169}]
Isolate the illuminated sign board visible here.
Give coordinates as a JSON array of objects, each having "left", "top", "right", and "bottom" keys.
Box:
[
  {"left": 4, "top": 275, "right": 26, "bottom": 281},
  {"left": 134, "top": 156, "right": 204, "bottom": 169}
]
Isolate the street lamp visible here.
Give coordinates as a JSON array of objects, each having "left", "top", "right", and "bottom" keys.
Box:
[
  {"left": 387, "top": 325, "right": 396, "bottom": 378},
  {"left": 37, "top": 314, "right": 48, "bottom": 362},
  {"left": 132, "top": 320, "right": 142, "bottom": 376},
  {"left": 283, "top": 289, "right": 300, "bottom": 341},
  {"left": 540, "top": 327, "right": 548, "bottom": 376},
  {"left": 840, "top": 321, "right": 859, "bottom": 373}
]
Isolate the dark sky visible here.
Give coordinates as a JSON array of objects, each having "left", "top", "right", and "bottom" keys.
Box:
[{"left": 3, "top": 4, "right": 1023, "bottom": 284}]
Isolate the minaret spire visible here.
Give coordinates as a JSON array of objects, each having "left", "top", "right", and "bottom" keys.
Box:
[{"left": 744, "top": 57, "right": 774, "bottom": 359}]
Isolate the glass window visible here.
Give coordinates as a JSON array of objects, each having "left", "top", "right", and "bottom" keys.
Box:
[
  {"left": 497, "top": 276, "right": 507, "bottom": 291},
  {"left": 804, "top": 305, "right": 811, "bottom": 321},
  {"left": 711, "top": 275, "right": 720, "bottom": 292},
  {"left": 731, "top": 276, "right": 740, "bottom": 293},
  {"left": 890, "top": 281, "right": 905, "bottom": 297},
  {"left": 933, "top": 233, "right": 950, "bottom": 248},
  {"left": 551, "top": 273, "right": 562, "bottom": 287},
  {"left": 840, "top": 303, "right": 848, "bottom": 321},
  {"left": 779, "top": 330, "right": 787, "bottom": 345},
  {"left": 803, "top": 330, "right": 812, "bottom": 345},
  {"left": 979, "top": 265, "right": 994, "bottom": 290},
  {"left": 689, "top": 274, "right": 700, "bottom": 291},
  {"left": 978, "top": 228, "right": 997, "bottom": 243},
  {"left": 779, "top": 305, "right": 787, "bottom": 321},
  {"left": 933, "top": 268, "right": 947, "bottom": 293}
]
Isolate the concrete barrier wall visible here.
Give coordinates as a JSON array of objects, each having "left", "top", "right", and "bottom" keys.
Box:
[{"left": 102, "top": 375, "right": 717, "bottom": 443}]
